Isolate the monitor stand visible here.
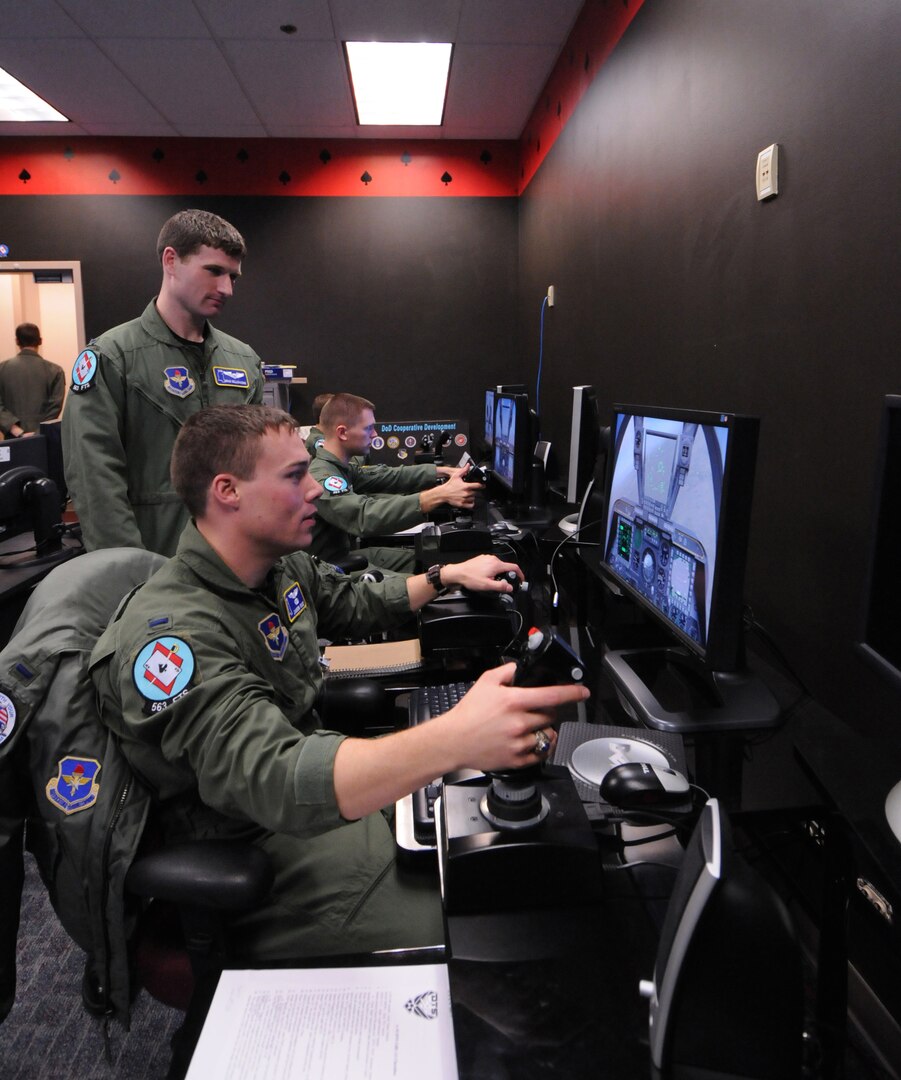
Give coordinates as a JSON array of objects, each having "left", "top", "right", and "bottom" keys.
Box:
[{"left": 602, "top": 645, "right": 781, "bottom": 733}]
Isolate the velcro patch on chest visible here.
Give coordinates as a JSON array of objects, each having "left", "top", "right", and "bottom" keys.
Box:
[
  {"left": 212, "top": 367, "right": 250, "bottom": 388},
  {"left": 283, "top": 582, "right": 307, "bottom": 623},
  {"left": 46, "top": 757, "right": 101, "bottom": 815},
  {"left": 164, "top": 366, "right": 196, "bottom": 398},
  {"left": 258, "top": 612, "right": 289, "bottom": 660}
]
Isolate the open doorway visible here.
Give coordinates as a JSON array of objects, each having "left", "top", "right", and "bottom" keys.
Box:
[{"left": 0, "top": 261, "right": 85, "bottom": 415}]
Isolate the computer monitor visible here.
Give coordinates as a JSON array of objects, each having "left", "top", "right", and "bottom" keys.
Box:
[
  {"left": 484, "top": 389, "right": 496, "bottom": 454},
  {"left": 857, "top": 395, "right": 901, "bottom": 690},
  {"left": 492, "top": 392, "right": 530, "bottom": 498},
  {"left": 0, "top": 436, "right": 62, "bottom": 557},
  {"left": 601, "top": 405, "right": 760, "bottom": 674},
  {"left": 640, "top": 798, "right": 802, "bottom": 1078},
  {"left": 566, "top": 385, "right": 602, "bottom": 505}
]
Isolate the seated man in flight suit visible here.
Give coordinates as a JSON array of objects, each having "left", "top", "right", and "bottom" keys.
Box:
[
  {"left": 309, "top": 392, "right": 483, "bottom": 572},
  {"left": 90, "top": 404, "right": 587, "bottom": 961}
]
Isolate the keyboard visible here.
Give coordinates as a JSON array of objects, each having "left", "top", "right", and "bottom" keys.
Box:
[{"left": 408, "top": 681, "right": 473, "bottom": 844}]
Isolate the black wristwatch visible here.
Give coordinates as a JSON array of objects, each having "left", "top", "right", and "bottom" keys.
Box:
[{"left": 426, "top": 563, "right": 446, "bottom": 594}]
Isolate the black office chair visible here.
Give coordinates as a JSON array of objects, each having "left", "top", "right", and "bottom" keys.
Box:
[{"left": 0, "top": 548, "right": 274, "bottom": 1079}]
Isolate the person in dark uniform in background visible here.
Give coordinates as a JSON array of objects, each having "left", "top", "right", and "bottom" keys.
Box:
[
  {"left": 61, "top": 209, "right": 265, "bottom": 556},
  {"left": 0, "top": 323, "right": 65, "bottom": 438},
  {"left": 90, "top": 403, "right": 583, "bottom": 959},
  {"left": 309, "top": 392, "right": 481, "bottom": 572}
]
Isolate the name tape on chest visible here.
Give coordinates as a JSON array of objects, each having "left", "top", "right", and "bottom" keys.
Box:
[{"left": 212, "top": 367, "right": 250, "bottom": 388}]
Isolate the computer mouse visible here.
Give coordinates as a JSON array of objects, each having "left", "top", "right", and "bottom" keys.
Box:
[{"left": 599, "top": 761, "right": 690, "bottom": 808}]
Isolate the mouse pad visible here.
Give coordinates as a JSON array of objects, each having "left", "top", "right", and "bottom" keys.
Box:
[{"left": 553, "top": 721, "right": 687, "bottom": 804}]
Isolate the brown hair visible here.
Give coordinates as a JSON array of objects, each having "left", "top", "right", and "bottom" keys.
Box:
[
  {"left": 319, "top": 393, "right": 375, "bottom": 434},
  {"left": 156, "top": 209, "right": 246, "bottom": 262},
  {"left": 171, "top": 405, "right": 299, "bottom": 517},
  {"left": 15, "top": 323, "right": 41, "bottom": 348}
]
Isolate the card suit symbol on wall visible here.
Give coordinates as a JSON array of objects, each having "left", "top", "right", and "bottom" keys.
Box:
[
  {"left": 480, "top": 150, "right": 492, "bottom": 166},
  {"left": 195, "top": 170, "right": 207, "bottom": 184},
  {"left": 18, "top": 170, "right": 31, "bottom": 184},
  {"left": 319, "top": 149, "right": 331, "bottom": 165},
  {"left": 152, "top": 147, "right": 164, "bottom": 163},
  {"left": 360, "top": 171, "right": 372, "bottom": 185},
  {"left": 237, "top": 148, "right": 249, "bottom": 163},
  {"left": 278, "top": 171, "right": 291, "bottom": 185},
  {"left": 63, "top": 147, "right": 75, "bottom": 161},
  {"left": 440, "top": 171, "right": 453, "bottom": 186},
  {"left": 401, "top": 152, "right": 412, "bottom": 166},
  {"left": 108, "top": 169, "right": 121, "bottom": 184}
]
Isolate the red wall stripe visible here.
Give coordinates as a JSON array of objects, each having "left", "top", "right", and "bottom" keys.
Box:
[
  {"left": 0, "top": 137, "right": 519, "bottom": 197},
  {"left": 518, "top": 0, "right": 646, "bottom": 193},
  {"left": 0, "top": 2, "right": 643, "bottom": 199}
]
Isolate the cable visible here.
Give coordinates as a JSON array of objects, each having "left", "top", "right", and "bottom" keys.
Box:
[
  {"left": 548, "top": 516, "right": 606, "bottom": 617},
  {"left": 535, "top": 294, "right": 548, "bottom": 416}
]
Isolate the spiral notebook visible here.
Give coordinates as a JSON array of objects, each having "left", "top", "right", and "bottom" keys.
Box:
[{"left": 322, "top": 638, "right": 425, "bottom": 677}]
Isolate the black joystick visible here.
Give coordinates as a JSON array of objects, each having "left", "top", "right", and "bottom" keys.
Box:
[
  {"left": 514, "top": 627, "right": 585, "bottom": 687},
  {"left": 463, "top": 464, "right": 489, "bottom": 484},
  {"left": 496, "top": 569, "right": 521, "bottom": 592}
]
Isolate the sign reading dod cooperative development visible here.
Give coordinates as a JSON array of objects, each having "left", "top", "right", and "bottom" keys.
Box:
[{"left": 368, "top": 420, "right": 469, "bottom": 467}]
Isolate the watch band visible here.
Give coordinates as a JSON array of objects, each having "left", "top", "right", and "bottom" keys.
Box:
[{"left": 426, "top": 563, "right": 445, "bottom": 593}]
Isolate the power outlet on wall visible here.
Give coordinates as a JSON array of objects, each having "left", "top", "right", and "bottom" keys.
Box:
[{"left": 756, "top": 144, "right": 779, "bottom": 200}]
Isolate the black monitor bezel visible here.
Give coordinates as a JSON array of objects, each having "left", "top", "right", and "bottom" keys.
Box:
[
  {"left": 599, "top": 404, "right": 760, "bottom": 672},
  {"left": 484, "top": 388, "right": 496, "bottom": 452}
]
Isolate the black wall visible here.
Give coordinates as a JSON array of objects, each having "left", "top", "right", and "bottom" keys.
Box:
[
  {"left": 0, "top": 194, "right": 520, "bottom": 423},
  {"left": 518, "top": 0, "right": 901, "bottom": 738}
]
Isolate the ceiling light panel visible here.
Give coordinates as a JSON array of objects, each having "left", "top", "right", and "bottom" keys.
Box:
[{"left": 345, "top": 41, "right": 452, "bottom": 126}]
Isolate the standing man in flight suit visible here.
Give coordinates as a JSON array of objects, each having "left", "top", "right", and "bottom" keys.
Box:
[
  {"left": 90, "top": 404, "right": 583, "bottom": 959},
  {"left": 62, "top": 209, "right": 265, "bottom": 556},
  {"left": 0, "top": 323, "right": 65, "bottom": 438},
  {"left": 309, "top": 392, "right": 482, "bottom": 572}
]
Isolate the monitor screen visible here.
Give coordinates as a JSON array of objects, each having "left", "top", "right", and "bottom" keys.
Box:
[
  {"left": 492, "top": 392, "right": 529, "bottom": 496},
  {"left": 484, "top": 389, "right": 496, "bottom": 451},
  {"left": 601, "top": 405, "right": 759, "bottom": 671},
  {"left": 858, "top": 395, "right": 901, "bottom": 689}
]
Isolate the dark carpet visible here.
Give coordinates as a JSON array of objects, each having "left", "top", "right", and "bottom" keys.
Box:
[{"left": 0, "top": 853, "right": 182, "bottom": 1080}]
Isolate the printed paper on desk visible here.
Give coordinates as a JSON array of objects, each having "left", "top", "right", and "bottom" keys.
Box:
[{"left": 185, "top": 963, "right": 458, "bottom": 1080}]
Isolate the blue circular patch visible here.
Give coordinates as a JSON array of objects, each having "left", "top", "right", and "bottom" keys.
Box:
[
  {"left": 71, "top": 348, "right": 99, "bottom": 388},
  {"left": 133, "top": 636, "right": 195, "bottom": 701},
  {"left": 323, "top": 475, "right": 349, "bottom": 494}
]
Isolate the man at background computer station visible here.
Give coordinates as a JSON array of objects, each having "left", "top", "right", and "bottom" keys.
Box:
[
  {"left": 309, "top": 392, "right": 483, "bottom": 572},
  {"left": 90, "top": 404, "right": 586, "bottom": 958},
  {"left": 0, "top": 323, "right": 65, "bottom": 439},
  {"left": 61, "top": 209, "right": 265, "bottom": 557}
]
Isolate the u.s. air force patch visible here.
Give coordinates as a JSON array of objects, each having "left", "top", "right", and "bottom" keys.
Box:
[
  {"left": 322, "top": 475, "right": 349, "bottom": 494},
  {"left": 133, "top": 636, "right": 196, "bottom": 714},
  {"left": 71, "top": 349, "right": 98, "bottom": 393},
  {"left": 258, "top": 612, "right": 288, "bottom": 660},
  {"left": 164, "top": 366, "right": 195, "bottom": 398},
  {"left": 0, "top": 691, "right": 16, "bottom": 747},
  {"left": 46, "top": 757, "right": 101, "bottom": 816},
  {"left": 283, "top": 581, "right": 306, "bottom": 623}
]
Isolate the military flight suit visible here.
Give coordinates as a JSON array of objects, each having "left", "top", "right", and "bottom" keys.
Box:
[
  {"left": 304, "top": 424, "right": 326, "bottom": 455},
  {"left": 61, "top": 300, "right": 264, "bottom": 557},
  {"left": 89, "top": 522, "right": 444, "bottom": 960},
  {"left": 309, "top": 446, "right": 439, "bottom": 572}
]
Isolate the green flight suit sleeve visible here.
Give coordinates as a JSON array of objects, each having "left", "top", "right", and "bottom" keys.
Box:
[
  {"left": 94, "top": 616, "right": 350, "bottom": 839},
  {"left": 310, "top": 457, "right": 431, "bottom": 539},
  {"left": 62, "top": 346, "right": 146, "bottom": 551},
  {"left": 353, "top": 462, "right": 438, "bottom": 494},
  {"left": 301, "top": 555, "right": 412, "bottom": 641}
]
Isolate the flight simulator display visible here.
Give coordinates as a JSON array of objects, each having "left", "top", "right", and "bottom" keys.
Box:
[
  {"left": 599, "top": 406, "right": 778, "bottom": 732},
  {"left": 492, "top": 391, "right": 529, "bottom": 497},
  {"left": 604, "top": 411, "right": 723, "bottom": 656}
]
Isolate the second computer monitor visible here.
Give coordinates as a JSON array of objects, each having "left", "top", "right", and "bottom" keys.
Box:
[{"left": 492, "top": 392, "right": 529, "bottom": 498}]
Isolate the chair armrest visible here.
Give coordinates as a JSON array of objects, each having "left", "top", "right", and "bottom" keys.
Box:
[{"left": 126, "top": 840, "right": 273, "bottom": 911}]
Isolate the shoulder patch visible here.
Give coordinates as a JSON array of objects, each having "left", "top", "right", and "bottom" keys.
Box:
[
  {"left": 258, "top": 612, "right": 288, "bottom": 660},
  {"left": 133, "top": 636, "right": 196, "bottom": 709},
  {"left": 163, "top": 366, "right": 196, "bottom": 398},
  {"left": 0, "top": 691, "right": 17, "bottom": 747},
  {"left": 313, "top": 437, "right": 325, "bottom": 449},
  {"left": 46, "top": 757, "right": 101, "bottom": 816},
  {"left": 322, "top": 475, "right": 349, "bottom": 494},
  {"left": 212, "top": 367, "right": 250, "bottom": 388},
  {"left": 71, "top": 349, "right": 98, "bottom": 393},
  {"left": 283, "top": 582, "right": 306, "bottom": 623}
]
